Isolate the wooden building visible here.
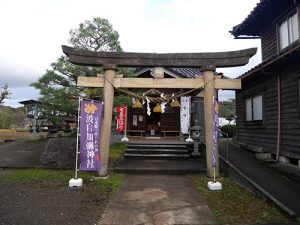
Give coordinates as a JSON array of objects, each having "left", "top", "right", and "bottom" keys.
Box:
[
  {"left": 231, "top": 0, "right": 300, "bottom": 164},
  {"left": 126, "top": 68, "right": 206, "bottom": 141}
]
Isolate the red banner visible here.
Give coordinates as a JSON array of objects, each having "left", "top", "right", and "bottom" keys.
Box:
[{"left": 116, "top": 106, "right": 126, "bottom": 132}]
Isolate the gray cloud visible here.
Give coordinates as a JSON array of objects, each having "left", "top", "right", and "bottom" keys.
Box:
[
  {"left": 2, "top": 86, "right": 40, "bottom": 108},
  {"left": 0, "top": 59, "right": 43, "bottom": 88}
]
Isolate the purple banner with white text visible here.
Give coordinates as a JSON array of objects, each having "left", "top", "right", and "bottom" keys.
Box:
[
  {"left": 212, "top": 97, "right": 219, "bottom": 168},
  {"left": 79, "top": 99, "right": 103, "bottom": 171}
]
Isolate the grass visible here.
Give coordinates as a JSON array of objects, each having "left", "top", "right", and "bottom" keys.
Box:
[
  {"left": 109, "top": 143, "right": 126, "bottom": 160},
  {"left": 95, "top": 173, "right": 124, "bottom": 198},
  {"left": 192, "top": 175, "right": 291, "bottom": 225},
  {"left": 0, "top": 168, "right": 105, "bottom": 184},
  {"left": 0, "top": 168, "right": 124, "bottom": 199}
]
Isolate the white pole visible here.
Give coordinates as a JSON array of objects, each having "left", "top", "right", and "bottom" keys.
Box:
[
  {"left": 69, "top": 97, "right": 83, "bottom": 187},
  {"left": 124, "top": 106, "right": 128, "bottom": 138},
  {"left": 75, "top": 98, "right": 81, "bottom": 179},
  {"left": 213, "top": 167, "right": 216, "bottom": 183}
]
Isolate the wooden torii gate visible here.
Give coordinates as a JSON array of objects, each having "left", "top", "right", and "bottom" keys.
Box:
[{"left": 62, "top": 45, "right": 257, "bottom": 177}]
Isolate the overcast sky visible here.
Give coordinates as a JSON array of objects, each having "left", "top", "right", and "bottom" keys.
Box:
[{"left": 0, "top": 0, "right": 261, "bottom": 107}]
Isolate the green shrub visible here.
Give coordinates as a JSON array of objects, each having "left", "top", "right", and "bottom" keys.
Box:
[{"left": 220, "top": 125, "right": 236, "bottom": 138}]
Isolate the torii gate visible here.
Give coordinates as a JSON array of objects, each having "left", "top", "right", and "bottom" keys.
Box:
[{"left": 62, "top": 45, "right": 257, "bottom": 178}]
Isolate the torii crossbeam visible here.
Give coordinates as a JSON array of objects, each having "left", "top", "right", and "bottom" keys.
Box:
[{"left": 62, "top": 45, "right": 257, "bottom": 177}]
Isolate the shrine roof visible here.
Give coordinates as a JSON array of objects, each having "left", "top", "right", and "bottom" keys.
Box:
[
  {"left": 19, "top": 100, "right": 42, "bottom": 105},
  {"left": 231, "top": 0, "right": 295, "bottom": 38}
]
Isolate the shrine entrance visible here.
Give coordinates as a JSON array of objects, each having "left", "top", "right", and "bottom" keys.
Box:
[
  {"left": 62, "top": 45, "right": 257, "bottom": 178},
  {"left": 127, "top": 88, "right": 181, "bottom": 139}
]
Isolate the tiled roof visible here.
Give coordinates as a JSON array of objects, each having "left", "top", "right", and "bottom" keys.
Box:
[
  {"left": 167, "top": 68, "right": 201, "bottom": 78},
  {"left": 231, "top": 0, "right": 294, "bottom": 38}
]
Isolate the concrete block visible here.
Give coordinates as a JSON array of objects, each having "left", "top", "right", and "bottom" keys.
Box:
[
  {"left": 279, "top": 156, "right": 289, "bottom": 163},
  {"left": 28, "top": 133, "right": 44, "bottom": 141},
  {"left": 255, "top": 153, "right": 272, "bottom": 161}
]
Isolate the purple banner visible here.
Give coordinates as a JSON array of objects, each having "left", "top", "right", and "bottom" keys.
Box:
[
  {"left": 79, "top": 99, "right": 103, "bottom": 171},
  {"left": 212, "top": 97, "right": 219, "bottom": 168}
]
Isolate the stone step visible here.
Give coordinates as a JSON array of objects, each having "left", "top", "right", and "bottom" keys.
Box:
[
  {"left": 126, "top": 144, "right": 187, "bottom": 149},
  {"left": 124, "top": 153, "right": 190, "bottom": 159},
  {"left": 112, "top": 158, "right": 207, "bottom": 175},
  {"left": 125, "top": 148, "right": 189, "bottom": 154}
]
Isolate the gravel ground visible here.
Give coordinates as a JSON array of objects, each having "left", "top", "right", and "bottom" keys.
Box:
[{"left": 0, "top": 178, "right": 107, "bottom": 225}]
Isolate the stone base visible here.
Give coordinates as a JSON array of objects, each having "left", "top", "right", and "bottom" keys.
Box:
[
  {"left": 207, "top": 181, "right": 222, "bottom": 191},
  {"left": 255, "top": 153, "right": 272, "bottom": 161},
  {"left": 69, "top": 178, "right": 83, "bottom": 188},
  {"left": 94, "top": 175, "right": 109, "bottom": 180},
  {"left": 279, "top": 156, "right": 290, "bottom": 163}
]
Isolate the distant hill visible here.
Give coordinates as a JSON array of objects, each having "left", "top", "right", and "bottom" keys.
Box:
[
  {"left": 0, "top": 105, "right": 26, "bottom": 129},
  {"left": 219, "top": 99, "right": 235, "bottom": 123}
]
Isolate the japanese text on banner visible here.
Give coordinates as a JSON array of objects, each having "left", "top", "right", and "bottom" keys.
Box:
[
  {"left": 79, "top": 100, "right": 103, "bottom": 171},
  {"left": 116, "top": 106, "right": 126, "bottom": 132}
]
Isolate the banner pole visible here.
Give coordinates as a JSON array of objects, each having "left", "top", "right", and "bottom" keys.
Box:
[
  {"left": 125, "top": 106, "right": 128, "bottom": 139},
  {"left": 69, "top": 97, "right": 83, "bottom": 188},
  {"left": 75, "top": 97, "right": 81, "bottom": 179},
  {"left": 213, "top": 167, "right": 216, "bottom": 183}
]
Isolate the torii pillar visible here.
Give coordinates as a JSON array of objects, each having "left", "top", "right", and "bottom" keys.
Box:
[
  {"left": 98, "top": 64, "right": 116, "bottom": 177},
  {"left": 202, "top": 65, "right": 218, "bottom": 178}
]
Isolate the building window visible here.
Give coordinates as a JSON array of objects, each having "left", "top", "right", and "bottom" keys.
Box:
[
  {"left": 279, "top": 12, "right": 299, "bottom": 50},
  {"left": 245, "top": 95, "right": 263, "bottom": 121}
]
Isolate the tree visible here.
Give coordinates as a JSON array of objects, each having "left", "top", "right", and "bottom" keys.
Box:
[
  {"left": 219, "top": 99, "right": 236, "bottom": 124},
  {"left": 0, "top": 106, "right": 26, "bottom": 129},
  {"left": 31, "top": 18, "right": 129, "bottom": 123},
  {"left": 0, "top": 84, "right": 11, "bottom": 105}
]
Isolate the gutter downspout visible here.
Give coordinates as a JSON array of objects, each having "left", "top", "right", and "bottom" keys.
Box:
[
  {"left": 260, "top": 69, "right": 281, "bottom": 161},
  {"left": 276, "top": 74, "right": 281, "bottom": 161}
]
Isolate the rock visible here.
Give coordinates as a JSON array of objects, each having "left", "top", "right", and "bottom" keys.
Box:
[{"left": 40, "top": 138, "right": 76, "bottom": 166}]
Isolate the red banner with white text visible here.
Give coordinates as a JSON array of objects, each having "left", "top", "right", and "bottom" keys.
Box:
[{"left": 116, "top": 106, "right": 126, "bottom": 132}]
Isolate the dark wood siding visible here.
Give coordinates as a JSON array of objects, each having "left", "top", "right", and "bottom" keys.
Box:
[
  {"left": 261, "top": 24, "right": 278, "bottom": 61},
  {"left": 160, "top": 106, "right": 180, "bottom": 131},
  {"left": 127, "top": 107, "right": 146, "bottom": 131},
  {"left": 236, "top": 60, "right": 300, "bottom": 159},
  {"left": 279, "top": 64, "right": 300, "bottom": 158}
]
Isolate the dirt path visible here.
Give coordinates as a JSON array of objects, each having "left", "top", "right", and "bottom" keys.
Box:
[
  {"left": 0, "top": 139, "right": 47, "bottom": 167},
  {"left": 0, "top": 179, "right": 107, "bottom": 225}
]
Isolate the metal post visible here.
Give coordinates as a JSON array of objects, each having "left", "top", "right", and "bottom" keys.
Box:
[
  {"left": 226, "top": 133, "right": 229, "bottom": 161},
  {"left": 75, "top": 98, "right": 81, "bottom": 179},
  {"left": 69, "top": 97, "right": 83, "bottom": 187},
  {"left": 213, "top": 167, "right": 216, "bottom": 183},
  {"left": 33, "top": 104, "right": 38, "bottom": 133},
  {"left": 125, "top": 106, "right": 128, "bottom": 137}
]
